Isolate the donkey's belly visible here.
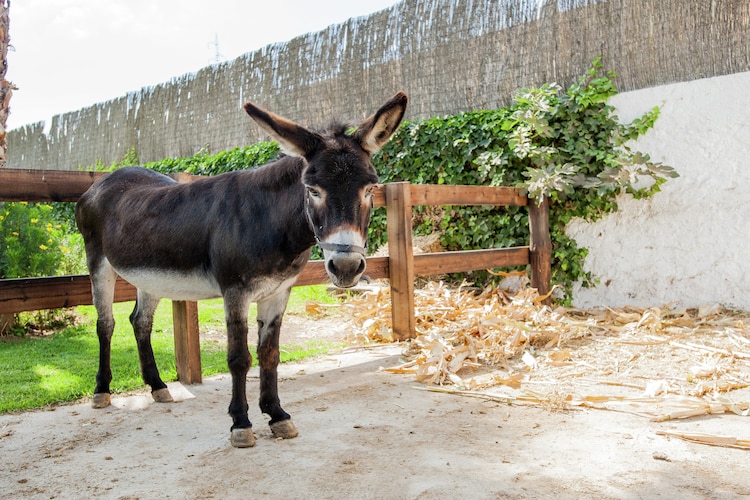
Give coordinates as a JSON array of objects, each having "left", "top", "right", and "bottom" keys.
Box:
[{"left": 116, "top": 267, "right": 222, "bottom": 301}]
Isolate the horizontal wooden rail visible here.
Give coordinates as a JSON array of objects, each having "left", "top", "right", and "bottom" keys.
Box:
[
  {"left": 0, "top": 169, "right": 528, "bottom": 207},
  {"left": 414, "top": 247, "right": 529, "bottom": 276},
  {"left": 0, "top": 275, "right": 136, "bottom": 314},
  {"left": 0, "top": 169, "right": 203, "bottom": 202},
  {"left": 0, "top": 169, "right": 106, "bottom": 202},
  {"left": 372, "top": 183, "right": 527, "bottom": 208},
  {"left": 0, "top": 170, "right": 551, "bottom": 382},
  {"left": 0, "top": 257, "right": 393, "bottom": 315}
]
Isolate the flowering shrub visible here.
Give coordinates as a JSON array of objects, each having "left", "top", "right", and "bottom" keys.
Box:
[{"left": 0, "top": 202, "right": 82, "bottom": 278}]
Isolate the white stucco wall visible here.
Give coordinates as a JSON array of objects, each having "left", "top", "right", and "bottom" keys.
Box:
[{"left": 566, "top": 71, "right": 750, "bottom": 310}]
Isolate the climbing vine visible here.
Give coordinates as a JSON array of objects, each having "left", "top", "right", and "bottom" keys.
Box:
[
  {"left": 72, "top": 58, "right": 676, "bottom": 303},
  {"left": 370, "top": 58, "right": 677, "bottom": 300}
]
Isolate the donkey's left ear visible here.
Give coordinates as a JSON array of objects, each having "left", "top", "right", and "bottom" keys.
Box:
[{"left": 352, "top": 91, "right": 408, "bottom": 155}]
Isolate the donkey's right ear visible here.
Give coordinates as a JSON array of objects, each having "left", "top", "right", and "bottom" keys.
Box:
[{"left": 244, "top": 102, "right": 322, "bottom": 157}]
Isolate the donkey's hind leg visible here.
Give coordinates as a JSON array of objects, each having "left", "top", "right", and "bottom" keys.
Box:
[
  {"left": 130, "top": 290, "right": 173, "bottom": 403},
  {"left": 257, "top": 285, "right": 298, "bottom": 439},
  {"left": 90, "top": 258, "right": 117, "bottom": 408}
]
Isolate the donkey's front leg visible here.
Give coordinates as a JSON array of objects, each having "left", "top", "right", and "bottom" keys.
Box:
[
  {"left": 224, "top": 289, "right": 255, "bottom": 448},
  {"left": 257, "top": 286, "right": 298, "bottom": 439}
]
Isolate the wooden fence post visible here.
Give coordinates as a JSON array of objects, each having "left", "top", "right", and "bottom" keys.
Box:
[
  {"left": 385, "top": 182, "right": 416, "bottom": 340},
  {"left": 171, "top": 172, "right": 202, "bottom": 383},
  {"left": 172, "top": 300, "right": 202, "bottom": 384},
  {"left": 529, "top": 196, "right": 552, "bottom": 304}
]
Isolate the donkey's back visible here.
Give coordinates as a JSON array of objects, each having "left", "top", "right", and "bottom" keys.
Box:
[{"left": 76, "top": 161, "right": 310, "bottom": 302}]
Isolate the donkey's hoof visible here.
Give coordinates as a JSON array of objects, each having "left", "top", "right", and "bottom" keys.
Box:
[
  {"left": 151, "top": 388, "right": 174, "bottom": 403},
  {"left": 270, "top": 419, "right": 299, "bottom": 439},
  {"left": 91, "top": 393, "right": 111, "bottom": 409},
  {"left": 231, "top": 428, "right": 256, "bottom": 448}
]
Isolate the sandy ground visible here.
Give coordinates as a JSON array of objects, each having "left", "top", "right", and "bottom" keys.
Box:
[{"left": 2, "top": 315, "right": 750, "bottom": 500}]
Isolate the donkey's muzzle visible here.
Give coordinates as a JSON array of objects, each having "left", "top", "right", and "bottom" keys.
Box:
[
  {"left": 317, "top": 240, "right": 367, "bottom": 288},
  {"left": 325, "top": 251, "right": 367, "bottom": 288},
  {"left": 326, "top": 252, "right": 367, "bottom": 288}
]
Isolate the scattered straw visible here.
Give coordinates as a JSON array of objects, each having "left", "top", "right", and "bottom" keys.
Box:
[
  {"left": 337, "top": 280, "right": 750, "bottom": 424},
  {"left": 655, "top": 430, "right": 750, "bottom": 450}
]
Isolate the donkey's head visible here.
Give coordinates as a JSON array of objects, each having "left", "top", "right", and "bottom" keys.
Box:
[{"left": 244, "top": 92, "right": 408, "bottom": 288}]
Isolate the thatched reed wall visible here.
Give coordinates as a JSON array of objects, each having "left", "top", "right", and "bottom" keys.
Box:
[{"left": 7, "top": 0, "right": 750, "bottom": 170}]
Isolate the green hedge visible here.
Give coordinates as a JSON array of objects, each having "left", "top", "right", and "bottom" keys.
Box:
[
  {"left": 90, "top": 59, "right": 676, "bottom": 303},
  {"left": 372, "top": 59, "right": 676, "bottom": 301}
]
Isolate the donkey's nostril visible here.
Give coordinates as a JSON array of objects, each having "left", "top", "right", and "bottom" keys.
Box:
[
  {"left": 356, "top": 258, "right": 366, "bottom": 275},
  {"left": 326, "top": 259, "right": 338, "bottom": 276}
]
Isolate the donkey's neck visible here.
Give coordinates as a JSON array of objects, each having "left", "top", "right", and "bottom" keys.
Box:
[{"left": 237, "top": 156, "right": 317, "bottom": 253}]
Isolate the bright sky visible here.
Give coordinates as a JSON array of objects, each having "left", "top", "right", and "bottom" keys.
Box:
[{"left": 5, "top": 0, "right": 398, "bottom": 130}]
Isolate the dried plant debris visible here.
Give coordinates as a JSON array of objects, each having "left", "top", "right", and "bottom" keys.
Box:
[
  {"left": 339, "top": 280, "right": 750, "bottom": 425},
  {"left": 655, "top": 430, "right": 750, "bottom": 450}
]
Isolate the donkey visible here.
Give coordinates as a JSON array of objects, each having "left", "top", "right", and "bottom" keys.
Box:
[{"left": 75, "top": 91, "right": 407, "bottom": 448}]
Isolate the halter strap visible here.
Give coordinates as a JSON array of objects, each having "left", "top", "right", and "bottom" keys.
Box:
[
  {"left": 305, "top": 199, "right": 368, "bottom": 257},
  {"left": 315, "top": 238, "right": 368, "bottom": 257}
]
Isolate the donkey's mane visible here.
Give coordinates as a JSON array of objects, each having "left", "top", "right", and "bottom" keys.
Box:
[{"left": 318, "top": 120, "right": 352, "bottom": 138}]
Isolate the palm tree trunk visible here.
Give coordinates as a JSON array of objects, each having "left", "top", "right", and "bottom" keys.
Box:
[{"left": 0, "top": 1, "right": 15, "bottom": 333}]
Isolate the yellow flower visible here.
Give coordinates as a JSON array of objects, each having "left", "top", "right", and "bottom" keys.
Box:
[
  {"left": 39, "top": 244, "right": 48, "bottom": 250},
  {"left": 31, "top": 218, "right": 39, "bottom": 224},
  {"left": 60, "top": 246, "right": 70, "bottom": 253},
  {"left": 12, "top": 231, "right": 19, "bottom": 236}
]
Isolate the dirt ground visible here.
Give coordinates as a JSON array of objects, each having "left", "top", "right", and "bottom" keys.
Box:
[{"left": 1, "top": 313, "right": 750, "bottom": 500}]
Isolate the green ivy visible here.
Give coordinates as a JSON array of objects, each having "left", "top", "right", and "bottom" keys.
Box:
[
  {"left": 67, "top": 58, "right": 674, "bottom": 303},
  {"left": 370, "top": 58, "right": 677, "bottom": 301},
  {"left": 142, "top": 142, "right": 282, "bottom": 176}
]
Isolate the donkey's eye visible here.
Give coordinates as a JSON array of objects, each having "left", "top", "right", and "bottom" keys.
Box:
[
  {"left": 365, "top": 186, "right": 376, "bottom": 198},
  {"left": 307, "top": 187, "right": 322, "bottom": 199}
]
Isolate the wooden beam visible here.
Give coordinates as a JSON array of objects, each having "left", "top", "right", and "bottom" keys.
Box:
[
  {"left": 0, "top": 169, "right": 104, "bottom": 202},
  {"left": 293, "top": 257, "right": 389, "bottom": 287},
  {"left": 0, "top": 257, "right": 389, "bottom": 314},
  {"left": 0, "top": 169, "right": 203, "bottom": 203},
  {"left": 385, "top": 182, "right": 415, "bottom": 340},
  {"left": 172, "top": 300, "right": 202, "bottom": 384},
  {"left": 529, "top": 196, "right": 552, "bottom": 304},
  {"left": 372, "top": 185, "right": 386, "bottom": 207},
  {"left": 0, "top": 275, "right": 136, "bottom": 314},
  {"left": 372, "top": 184, "right": 527, "bottom": 208},
  {"left": 414, "top": 247, "right": 530, "bottom": 276},
  {"left": 359, "top": 256, "right": 390, "bottom": 282},
  {"left": 410, "top": 184, "right": 527, "bottom": 207}
]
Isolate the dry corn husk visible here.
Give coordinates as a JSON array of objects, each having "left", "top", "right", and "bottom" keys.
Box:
[
  {"left": 655, "top": 430, "right": 750, "bottom": 450},
  {"left": 338, "top": 280, "right": 750, "bottom": 422}
]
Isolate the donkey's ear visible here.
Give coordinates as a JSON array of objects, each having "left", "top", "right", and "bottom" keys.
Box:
[
  {"left": 352, "top": 91, "right": 408, "bottom": 155},
  {"left": 244, "top": 102, "right": 322, "bottom": 157}
]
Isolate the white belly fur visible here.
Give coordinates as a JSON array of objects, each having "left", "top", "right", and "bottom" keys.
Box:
[{"left": 116, "top": 267, "right": 222, "bottom": 301}]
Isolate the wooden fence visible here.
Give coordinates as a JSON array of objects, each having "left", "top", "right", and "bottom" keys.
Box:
[{"left": 0, "top": 169, "right": 551, "bottom": 383}]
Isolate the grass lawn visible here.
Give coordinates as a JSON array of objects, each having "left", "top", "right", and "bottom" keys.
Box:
[{"left": 0, "top": 285, "right": 344, "bottom": 414}]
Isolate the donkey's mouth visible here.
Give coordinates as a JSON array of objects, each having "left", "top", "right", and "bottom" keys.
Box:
[{"left": 325, "top": 252, "right": 367, "bottom": 288}]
